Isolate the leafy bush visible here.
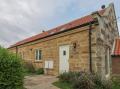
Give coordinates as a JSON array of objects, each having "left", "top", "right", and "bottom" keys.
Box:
[
  {"left": 36, "top": 68, "right": 44, "bottom": 74},
  {"left": 58, "top": 71, "right": 112, "bottom": 89},
  {"left": 72, "top": 72, "right": 95, "bottom": 89},
  {"left": 24, "top": 62, "right": 44, "bottom": 75},
  {"left": 0, "top": 47, "right": 24, "bottom": 89},
  {"left": 58, "top": 72, "right": 75, "bottom": 83},
  {"left": 73, "top": 72, "right": 112, "bottom": 89},
  {"left": 23, "top": 61, "right": 35, "bottom": 74},
  {"left": 58, "top": 72, "right": 85, "bottom": 83},
  {"left": 92, "top": 74, "right": 112, "bottom": 89}
]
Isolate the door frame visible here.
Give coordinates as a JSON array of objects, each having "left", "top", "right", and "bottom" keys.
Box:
[{"left": 59, "top": 45, "right": 70, "bottom": 74}]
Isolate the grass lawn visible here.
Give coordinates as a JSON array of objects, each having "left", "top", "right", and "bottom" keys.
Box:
[
  {"left": 112, "top": 82, "right": 120, "bottom": 89},
  {"left": 112, "top": 86, "right": 120, "bottom": 89},
  {"left": 53, "top": 81, "right": 72, "bottom": 89},
  {"left": 53, "top": 81, "right": 120, "bottom": 89},
  {"left": 112, "top": 76, "right": 120, "bottom": 89}
]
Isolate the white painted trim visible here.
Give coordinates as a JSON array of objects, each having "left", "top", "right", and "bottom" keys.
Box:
[
  {"left": 105, "top": 48, "right": 111, "bottom": 78},
  {"left": 35, "top": 49, "right": 41, "bottom": 60},
  {"left": 59, "top": 45, "right": 70, "bottom": 74},
  {"left": 111, "top": 39, "right": 116, "bottom": 55}
]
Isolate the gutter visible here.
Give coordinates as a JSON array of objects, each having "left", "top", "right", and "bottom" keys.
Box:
[{"left": 16, "top": 46, "right": 18, "bottom": 56}]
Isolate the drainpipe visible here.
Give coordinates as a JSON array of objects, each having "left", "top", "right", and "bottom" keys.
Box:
[
  {"left": 89, "top": 22, "right": 92, "bottom": 73},
  {"left": 16, "top": 46, "right": 18, "bottom": 56}
]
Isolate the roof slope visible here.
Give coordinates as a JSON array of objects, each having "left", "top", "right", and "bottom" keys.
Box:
[
  {"left": 9, "top": 10, "right": 105, "bottom": 48},
  {"left": 112, "top": 39, "right": 120, "bottom": 56}
]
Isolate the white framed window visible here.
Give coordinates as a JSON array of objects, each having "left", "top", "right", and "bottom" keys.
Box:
[{"left": 35, "top": 49, "right": 42, "bottom": 60}]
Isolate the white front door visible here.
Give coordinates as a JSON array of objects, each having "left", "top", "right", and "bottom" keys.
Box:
[{"left": 59, "top": 45, "right": 69, "bottom": 74}]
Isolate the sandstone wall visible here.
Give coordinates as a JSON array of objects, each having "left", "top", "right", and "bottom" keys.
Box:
[
  {"left": 10, "top": 26, "right": 96, "bottom": 75},
  {"left": 93, "top": 4, "right": 119, "bottom": 77}
]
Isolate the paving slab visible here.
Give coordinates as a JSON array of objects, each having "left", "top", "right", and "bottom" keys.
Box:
[{"left": 24, "top": 75, "right": 59, "bottom": 89}]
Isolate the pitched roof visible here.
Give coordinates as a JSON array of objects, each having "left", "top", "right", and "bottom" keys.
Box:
[
  {"left": 112, "top": 39, "right": 120, "bottom": 56},
  {"left": 9, "top": 9, "right": 105, "bottom": 48}
]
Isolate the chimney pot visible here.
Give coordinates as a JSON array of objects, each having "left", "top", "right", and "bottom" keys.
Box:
[
  {"left": 101, "top": 5, "right": 106, "bottom": 9},
  {"left": 42, "top": 30, "right": 45, "bottom": 32}
]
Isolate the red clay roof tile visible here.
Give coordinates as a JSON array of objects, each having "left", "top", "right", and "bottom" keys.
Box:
[
  {"left": 113, "top": 39, "right": 120, "bottom": 56},
  {"left": 9, "top": 9, "right": 105, "bottom": 48}
]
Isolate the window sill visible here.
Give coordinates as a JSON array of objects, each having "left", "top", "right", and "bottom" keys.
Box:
[{"left": 34, "top": 60, "right": 43, "bottom": 63}]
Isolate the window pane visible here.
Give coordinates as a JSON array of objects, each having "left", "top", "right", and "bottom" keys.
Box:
[
  {"left": 63, "top": 50, "right": 66, "bottom": 56},
  {"left": 38, "top": 50, "right": 41, "bottom": 60},
  {"left": 35, "top": 49, "right": 42, "bottom": 60}
]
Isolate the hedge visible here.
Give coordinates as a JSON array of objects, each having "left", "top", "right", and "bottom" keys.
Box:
[{"left": 0, "top": 47, "right": 24, "bottom": 89}]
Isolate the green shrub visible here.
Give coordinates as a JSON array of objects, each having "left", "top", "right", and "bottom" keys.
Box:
[
  {"left": 92, "top": 74, "right": 112, "bottom": 89},
  {"left": 72, "top": 72, "right": 95, "bottom": 89},
  {"left": 36, "top": 68, "right": 44, "bottom": 75},
  {"left": 23, "top": 61, "right": 35, "bottom": 74},
  {"left": 73, "top": 72, "right": 112, "bottom": 89},
  {"left": 0, "top": 47, "right": 24, "bottom": 89},
  {"left": 23, "top": 62, "right": 44, "bottom": 75},
  {"left": 58, "top": 72, "right": 87, "bottom": 83},
  {"left": 58, "top": 72, "right": 77, "bottom": 83},
  {"left": 58, "top": 71, "right": 112, "bottom": 89}
]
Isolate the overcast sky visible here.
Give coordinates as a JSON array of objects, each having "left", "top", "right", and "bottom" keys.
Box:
[{"left": 0, "top": 0, "right": 120, "bottom": 47}]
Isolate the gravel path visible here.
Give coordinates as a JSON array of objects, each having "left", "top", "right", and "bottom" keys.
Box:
[{"left": 24, "top": 75, "right": 59, "bottom": 89}]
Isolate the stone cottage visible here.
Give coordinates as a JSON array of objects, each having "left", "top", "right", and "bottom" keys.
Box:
[
  {"left": 112, "top": 39, "right": 120, "bottom": 75},
  {"left": 9, "top": 3, "right": 119, "bottom": 77}
]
